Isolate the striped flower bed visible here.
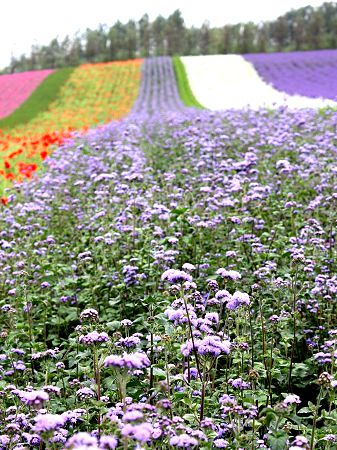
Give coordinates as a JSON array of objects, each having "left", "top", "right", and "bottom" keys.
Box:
[
  {"left": 0, "top": 69, "right": 54, "bottom": 119},
  {"left": 180, "top": 55, "right": 337, "bottom": 110}
]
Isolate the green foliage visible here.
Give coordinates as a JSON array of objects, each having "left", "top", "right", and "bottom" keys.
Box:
[
  {"left": 6, "top": 3, "right": 337, "bottom": 73},
  {"left": 0, "top": 67, "right": 74, "bottom": 130},
  {"left": 172, "top": 56, "right": 204, "bottom": 109}
]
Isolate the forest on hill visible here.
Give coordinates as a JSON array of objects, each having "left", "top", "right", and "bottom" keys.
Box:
[{"left": 4, "top": 2, "right": 337, "bottom": 73}]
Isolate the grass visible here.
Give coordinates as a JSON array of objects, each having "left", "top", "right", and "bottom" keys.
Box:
[
  {"left": 0, "top": 67, "right": 75, "bottom": 130},
  {"left": 172, "top": 56, "right": 205, "bottom": 109}
]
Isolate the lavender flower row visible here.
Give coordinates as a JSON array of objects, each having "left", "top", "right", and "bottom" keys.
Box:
[{"left": 244, "top": 49, "right": 337, "bottom": 100}]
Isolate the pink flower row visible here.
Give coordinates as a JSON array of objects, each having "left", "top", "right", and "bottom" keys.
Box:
[{"left": 0, "top": 69, "right": 54, "bottom": 119}]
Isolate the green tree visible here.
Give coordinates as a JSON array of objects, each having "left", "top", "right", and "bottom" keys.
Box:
[
  {"left": 108, "top": 21, "right": 127, "bottom": 60},
  {"left": 152, "top": 15, "right": 167, "bottom": 55},
  {"left": 85, "top": 25, "right": 108, "bottom": 62},
  {"left": 199, "top": 21, "right": 211, "bottom": 54},
  {"left": 139, "top": 14, "right": 151, "bottom": 57},
  {"left": 271, "top": 16, "right": 289, "bottom": 51},
  {"left": 240, "top": 22, "right": 257, "bottom": 53},
  {"left": 308, "top": 11, "right": 325, "bottom": 49},
  {"left": 166, "top": 10, "right": 185, "bottom": 55},
  {"left": 125, "top": 20, "right": 137, "bottom": 59}
]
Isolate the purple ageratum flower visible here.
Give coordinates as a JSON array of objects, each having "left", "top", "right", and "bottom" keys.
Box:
[
  {"left": 120, "top": 319, "right": 133, "bottom": 327},
  {"left": 78, "top": 331, "right": 110, "bottom": 346},
  {"left": 121, "top": 422, "right": 154, "bottom": 442},
  {"left": 80, "top": 308, "right": 99, "bottom": 322},
  {"left": 0, "top": 436, "right": 10, "bottom": 447},
  {"left": 104, "top": 352, "right": 150, "bottom": 371},
  {"left": 76, "top": 387, "right": 96, "bottom": 401},
  {"left": 17, "top": 389, "right": 49, "bottom": 408},
  {"left": 226, "top": 291, "right": 250, "bottom": 310},
  {"left": 216, "top": 268, "right": 241, "bottom": 280},
  {"left": 42, "top": 385, "right": 61, "bottom": 395},
  {"left": 282, "top": 394, "right": 301, "bottom": 407},
  {"left": 215, "top": 289, "right": 232, "bottom": 303},
  {"left": 165, "top": 306, "right": 197, "bottom": 325},
  {"left": 100, "top": 435, "right": 118, "bottom": 449},
  {"left": 62, "top": 408, "right": 86, "bottom": 425},
  {"left": 289, "top": 435, "right": 309, "bottom": 450},
  {"left": 182, "top": 263, "right": 196, "bottom": 272},
  {"left": 181, "top": 335, "right": 231, "bottom": 357},
  {"left": 214, "top": 438, "right": 229, "bottom": 448},
  {"left": 11, "top": 348, "right": 25, "bottom": 355},
  {"left": 204, "top": 312, "right": 219, "bottom": 324},
  {"left": 314, "top": 352, "right": 332, "bottom": 364},
  {"left": 123, "top": 410, "right": 144, "bottom": 421},
  {"left": 13, "top": 360, "right": 26, "bottom": 371},
  {"left": 161, "top": 269, "right": 192, "bottom": 284},
  {"left": 116, "top": 335, "right": 141, "bottom": 349},
  {"left": 22, "top": 433, "right": 41, "bottom": 446},
  {"left": 33, "top": 413, "right": 65, "bottom": 432},
  {"left": 170, "top": 433, "right": 199, "bottom": 448},
  {"left": 65, "top": 432, "right": 98, "bottom": 448},
  {"left": 228, "top": 377, "right": 250, "bottom": 390},
  {"left": 183, "top": 367, "right": 199, "bottom": 381},
  {"left": 1, "top": 304, "right": 16, "bottom": 313}
]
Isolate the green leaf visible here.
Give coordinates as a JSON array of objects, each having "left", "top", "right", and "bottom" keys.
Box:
[
  {"left": 182, "top": 413, "right": 195, "bottom": 423},
  {"left": 152, "top": 367, "right": 166, "bottom": 379},
  {"left": 267, "top": 433, "right": 288, "bottom": 450}
]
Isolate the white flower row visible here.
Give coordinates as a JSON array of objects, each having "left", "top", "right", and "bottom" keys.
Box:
[{"left": 181, "top": 55, "right": 337, "bottom": 110}]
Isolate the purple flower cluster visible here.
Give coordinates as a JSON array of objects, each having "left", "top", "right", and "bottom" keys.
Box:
[
  {"left": 181, "top": 335, "right": 231, "bottom": 357},
  {"left": 104, "top": 352, "right": 150, "bottom": 371},
  {"left": 161, "top": 268, "right": 193, "bottom": 284},
  {"left": 78, "top": 331, "right": 110, "bottom": 346}
]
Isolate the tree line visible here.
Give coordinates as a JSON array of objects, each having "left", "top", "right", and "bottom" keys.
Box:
[{"left": 5, "top": 2, "right": 337, "bottom": 73}]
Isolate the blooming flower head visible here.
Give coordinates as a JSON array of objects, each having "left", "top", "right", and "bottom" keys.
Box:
[
  {"left": 170, "top": 433, "right": 199, "bottom": 448},
  {"left": 214, "top": 439, "right": 228, "bottom": 448},
  {"left": 226, "top": 291, "right": 250, "bottom": 310},
  {"left": 123, "top": 410, "right": 144, "bottom": 422},
  {"left": 17, "top": 390, "right": 49, "bottom": 408},
  {"left": 182, "top": 263, "right": 196, "bottom": 272},
  {"left": 80, "top": 308, "right": 99, "bottom": 322},
  {"left": 228, "top": 377, "right": 250, "bottom": 390},
  {"left": 34, "top": 413, "right": 65, "bottom": 432},
  {"left": 121, "top": 422, "right": 154, "bottom": 442},
  {"left": 216, "top": 268, "right": 241, "bottom": 280},
  {"left": 104, "top": 352, "right": 150, "bottom": 371},
  {"left": 65, "top": 432, "right": 98, "bottom": 448},
  {"left": 289, "top": 435, "right": 309, "bottom": 450},
  {"left": 79, "top": 331, "right": 110, "bottom": 346},
  {"left": 100, "top": 435, "right": 118, "bottom": 449},
  {"left": 121, "top": 319, "right": 133, "bottom": 327},
  {"left": 181, "top": 335, "right": 230, "bottom": 357},
  {"left": 76, "top": 387, "right": 96, "bottom": 401},
  {"left": 161, "top": 269, "right": 192, "bottom": 284}
]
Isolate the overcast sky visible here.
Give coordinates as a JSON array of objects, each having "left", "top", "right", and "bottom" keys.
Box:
[{"left": 0, "top": 0, "right": 327, "bottom": 69}]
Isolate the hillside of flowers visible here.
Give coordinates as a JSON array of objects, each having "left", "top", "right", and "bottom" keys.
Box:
[
  {"left": 244, "top": 50, "right": 337, "bottom": 100},
  {"left": 0, "top": 60, "right": 142, "bottom": 196},
  {"left": 0, "top": 70, "right": 54, "bottom": 119},
  {"left": 1, "top": 55, "right": 337, "bottom": 449}
]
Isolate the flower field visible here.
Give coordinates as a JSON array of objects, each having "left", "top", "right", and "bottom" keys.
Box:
[
  {"left": 0, "top": 70, "right": 54, "bottom": 119},
  {"left": 0, "top": 60, "right": 142, "bottom": 196},
  {"left": 1, "top": 54, "right": 337, "bottom": 449},
  {"left": 244, "top": 49, "right": 337, "bottom": 100}
]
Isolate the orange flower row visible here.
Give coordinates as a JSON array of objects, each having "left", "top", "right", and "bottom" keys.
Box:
[{"left": 0, "top": 59, "right": 143, "bottom": 200}]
